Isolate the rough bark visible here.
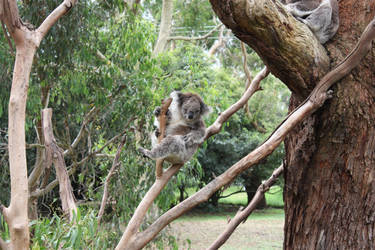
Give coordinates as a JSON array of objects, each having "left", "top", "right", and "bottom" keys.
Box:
[
  {"left": 210, "top": 0, "right": 375, "bottom": 248},
  {"left": 210, "top": 0, "right": 330, "bottom": 97},
  {"left": 284, "top": 1, "right": 375, "bottom": 249},
  {"left": 42, "top": 108, "right": 77, "bottom": 221}
]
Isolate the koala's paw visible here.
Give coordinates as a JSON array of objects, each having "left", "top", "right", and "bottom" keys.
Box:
[
  {"left": 153, "top": 107, "right": 161, "bottom": 117},
  {"left": 183, "top": 134, "right": 195, "bottom": 147},
  {"left": 138, "top": 147, "right": 151, "bottom": 158}
]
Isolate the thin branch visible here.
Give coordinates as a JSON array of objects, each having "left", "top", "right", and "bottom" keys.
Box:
[
  {"left": 241, "top": 42, "right": 252, "bottom": 84},
  {"left": 205, "top": 67, "right": 269, "bottom": 139},
  {"left": 218, "top": 189, "right": 245, "bottom": 199},
  {"left": 167, "top": 24, "right": 222, "bottom": 41},
  {"left": 1, "top": 21, "right": 14, "bottom": 54},
  {"left": 97, "top": 134, "right": 127, "bottom": 225},
  {"left": 35, "top": 0, "right": 78, "bottom": 44},
  {"left": 208, "top": 26, "right": 230, "bottom": 56},
  {"left": 155, "top": 98, "right": 172, "bottom": 178},
  {"left": 63, "top": 107, "right": 98, "bottom": 156},
  {"left": 208, "top": 164, "right": 284, "bottom": 249},
  {"left": 96, "top": 50, "right": 127, "bottom": 77}
]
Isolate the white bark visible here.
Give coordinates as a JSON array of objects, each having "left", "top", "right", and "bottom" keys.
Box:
[{"left": 153, "top": 0, "right": 173, "bottom": 55}]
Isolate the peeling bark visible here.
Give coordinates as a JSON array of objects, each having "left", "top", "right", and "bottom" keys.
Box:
[{"left": 42, "top": 108, "right": 77, "bottom": 221}]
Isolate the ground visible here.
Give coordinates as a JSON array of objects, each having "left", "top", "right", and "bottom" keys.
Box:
[{"left": 168, "top": 207, "right": 284, "bottom": 249}]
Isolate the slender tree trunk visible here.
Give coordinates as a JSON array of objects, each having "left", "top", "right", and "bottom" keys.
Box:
[
  {"left": 210, "top": 0, "right": 375, "bottom": 248},
  {"left": 5, "top": 35, "right": 36, "bottom": 250},
  {"left": 153, "top": 0, "right": 173, "bottom": 55}
]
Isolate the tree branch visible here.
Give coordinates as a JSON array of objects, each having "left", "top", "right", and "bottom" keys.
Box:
[
  {"left": 210, "top": 0, "right": 330, "bottom": 97},
  {"left": 208, "top": 25, "right": 230, "bottom": 56},
  {"left": 205, "top": 66, "right": 269, "bottom": 139},
  {"left": 241, "top": 41, "right": 254, "bottom": 117},
  {"left": 208, "top": 164, "right": 283, "bottom": 249},
  {"left": 155, "top": 98, "right": 172, "bottom": 178},
  {"left": 63, "top": 107, "right": 99, "bottom": 156},
  {"left": 42, "top": 108, "right": 77, "bottom": 220},
  {"left": 35, "top": 0, "right": 78, "bottom": 44},
  {"left": 167, "top": 24, "right": 222, "bottom": 41},
  {"left": 97, "top": 134, "right": 127, "bottom": 225}
]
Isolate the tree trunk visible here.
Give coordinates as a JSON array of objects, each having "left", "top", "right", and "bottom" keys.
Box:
[
  {"left": 5, "top": 34, "right": 36, "bottom": 250},
  {"left": 283, "top": 1, "right": 375, "bottom": 248},
  {"left": 210, "top": 0, "right": 375, "bottom": 248},
  {"left": 153, "top": 0, "right": 173, "bottom": 55}
]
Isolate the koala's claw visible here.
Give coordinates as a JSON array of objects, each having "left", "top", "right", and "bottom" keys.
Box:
[
  {"left": 138, "top": 147, "right": 150, "bottom": 158},
  {"left": 183, "top": 134, "right": 194, "bottom": 147},
  {"left": 153, "top": 107, "right": 161, "bottom": 117}
]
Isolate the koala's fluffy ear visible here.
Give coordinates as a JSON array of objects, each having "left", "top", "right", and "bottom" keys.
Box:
[
  {"left": 201, "top": 103, "right": 212, "bottom": 116},
  {"left": 170, "top": 91, "right": 185, "bottom": 105}
]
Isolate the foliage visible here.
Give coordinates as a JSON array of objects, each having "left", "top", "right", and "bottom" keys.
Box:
[
  {"left": 197, "top": 72, "right": 289, "bottom": 206},
  {"left": 30, "top": 209, "right": 118, "bottom": 250}
]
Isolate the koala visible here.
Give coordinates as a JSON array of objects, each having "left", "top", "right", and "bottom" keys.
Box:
[
  {"left": 285, "top": 0, "right": 339, "bottom": 44},
  {"left": 138, "top": 91, "right": 211, "bottom": 165}
]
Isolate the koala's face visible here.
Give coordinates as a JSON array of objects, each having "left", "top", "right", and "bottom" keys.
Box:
[{"left": 181, "top": 96, "right": 202, "bottom": 122}]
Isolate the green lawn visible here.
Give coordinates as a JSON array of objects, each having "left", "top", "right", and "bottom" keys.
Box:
[{"left": 218, "top": 185, "right": 284, "bottom": 208}]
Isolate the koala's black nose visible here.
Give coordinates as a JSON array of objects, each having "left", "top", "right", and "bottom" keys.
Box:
[{"left": 188, "top": 112, "right": 194, "bottom": 119}]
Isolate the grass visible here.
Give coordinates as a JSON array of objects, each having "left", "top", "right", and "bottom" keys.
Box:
[
  {"left": 171, "top": 206, "right": 284, "bottom": 249},
  {"left": 218, "top": 185, "right": 284, "bottom": 208},
  {"left": 171, "top": 186, "right": 285, "bottom": 248}
]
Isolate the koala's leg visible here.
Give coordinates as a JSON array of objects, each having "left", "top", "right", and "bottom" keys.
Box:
[{"left": 139, "top": 135, "right": 185, "bottom": 160}]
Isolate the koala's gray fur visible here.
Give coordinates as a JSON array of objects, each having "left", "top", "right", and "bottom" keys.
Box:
[
  {"left": 138, "top": 91, "right": 211, "bottom": 164},
  {"left": 285, "top": 0, "right": 339, "bottom": 44}
]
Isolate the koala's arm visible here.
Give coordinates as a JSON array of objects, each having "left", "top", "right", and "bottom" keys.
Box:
[{"left": 183, "top": 123, "right": 206, "bottom": 145}]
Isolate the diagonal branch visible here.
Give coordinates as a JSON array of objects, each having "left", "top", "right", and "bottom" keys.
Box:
[
  {"left": 205, "top": 66, "right": 269, "bottom": 139},
  {"left": 97, "top": 134, "right": 127, "bottom": 225},
  {"left": 208, "top": 164, "right": 284, "bottom": 249},
  {"left": 42, "top": 108, "right": 77, "bottom": 220},
  {"left": 35, "top": 0, "right": 77, "bottom": 44}
]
